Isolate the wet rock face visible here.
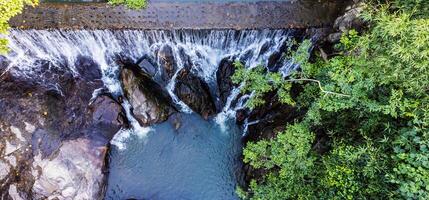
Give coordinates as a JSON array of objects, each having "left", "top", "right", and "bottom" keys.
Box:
[
  {"left": 158, "top": 45, "right": 177, "bottom": 83},
  {"left": 174, "top": 67, "right": 216, "bottom": 119},
  {"left": 136, "top": 55, "right": 158, "bottom": 77},
  {"left": 74, "top": 55, "right": 102, "bottom": 81},
  {"left": 90, "top": 94, "right": 127, "bottom": 139},
  {"left": 120, "top": 60, "right": 176, "bottom": 126},
  {"left": 216, "top": 58, "right": 236, "bottom": 109},
  {"left": 0, "top": 61, "right": 125, "bottom": 199}
]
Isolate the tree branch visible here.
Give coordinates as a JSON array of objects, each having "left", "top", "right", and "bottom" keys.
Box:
[{"left": 285, "top": 78, "right": 351, "bottom": 97}]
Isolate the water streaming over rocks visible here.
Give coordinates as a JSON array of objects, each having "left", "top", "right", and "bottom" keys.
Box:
[{"left": 0, "top": 29, "right": 300, "bottom": 199}]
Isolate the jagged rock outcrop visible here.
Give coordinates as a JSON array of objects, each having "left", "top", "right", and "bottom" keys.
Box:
[
  {"left": 136, "top": 54, "right": 158, "bottom": 77},
  {"left": 328, "top": 2, "right": 366, "bottom": 43},
  {"left": 90, "top": 94, "right": 127, "bottom": 138},
  {"left": 157, "top": 45, "right": 177, "bottom": 83},
  {"left": 119, "top": 59, "right": 176, "bottom": 126},
  {"left": 216, "top": 57, "right": 237, "bottom": 109},
  {"left": 174, "top": 67, "right": 216, "bottom": 119},
  {"left": 0, "top": 57, "right": 126, "bottom": 199},
  {"left": 74, "top": 55, "right": 102, "bottom": 81}
]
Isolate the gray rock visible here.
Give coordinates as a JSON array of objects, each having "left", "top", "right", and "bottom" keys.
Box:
[
  {"left": 174, "top": 67, "right": 216, "bottom": 119},
  {"left": 89, "top": 95, "right": 127, "bottom": 139},
  {"left": 120, "top": 61, "right": 176, "bottom": 126},
  {"left": 216, "top": 57, "right": 237, "bottom": 109},
  {"left": 138, "top": 58, "right": 158, "bottom": 77},
  {"left": 158, "top": 45, "right": 177, "bottom": 82},
  {"left": 0, "top": 59, "right": 125, "bottom": 199},
  {"left": 0, "top": 160, "right": 10, "bottom": 181},
  {"left": 328, "top": 32, "right": 343, "bottom": 43},
  {"left": 333, "top": 3, "right": 365, "bottom": 32},
  {"left": 32, "top": 138, "right": 106, "bottom": 200}
]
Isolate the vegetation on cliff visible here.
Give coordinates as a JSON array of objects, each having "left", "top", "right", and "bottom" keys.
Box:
[
  {"left": 236, "top": 1, "right": 429, "bottom": 199},
  {"left": 0, "top": 0, "right": 38, "bottom": 54},
  {"left": 108, "top": 0, "right": 147, "bottom": 9}
]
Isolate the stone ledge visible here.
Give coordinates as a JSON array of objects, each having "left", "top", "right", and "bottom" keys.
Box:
[{"left": 10, "top": 1, "right": 350, "bottom": 30}]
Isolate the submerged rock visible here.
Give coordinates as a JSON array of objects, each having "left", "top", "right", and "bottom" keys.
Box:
[
  {"left": 0, "top": 60, "right": 126, "bottom": 199},
  {"left": 174, "top": 67, "right": 216, "bottom": 119},
  {"left": 120, "top": 60, "right": 176, "bottom": 126}
]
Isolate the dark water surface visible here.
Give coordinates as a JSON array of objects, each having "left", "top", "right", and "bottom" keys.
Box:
[{"left": 105, "top": 113, "right": 243, "bottom": 200}]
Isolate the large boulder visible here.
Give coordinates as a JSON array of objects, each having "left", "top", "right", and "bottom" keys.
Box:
[
  {"left": 74, "top": 55, "right": 102, "bottom": 81},
  {"left": 119, "top": 60, "right": 176, "bottom": 126},
  {"left": 174, "top": 67, "right": 216, "bottom": 119},
  {"left": 327, "top": 2, "right": 366, "bottom": 43},
  {"left": 216, "top": 57, "right": 237, "bottom": 110},
  {"left": 89, "top": 94, "right": 127, "bottom": 139},
  {"left": 136, "top": 54, "right": 158, "bottom": 77},
  {"left": 157, "top": 45, "right": 177, "bottom": 83},
  {"left": 333, "top": 3, "right": 365, "bottom": 33},
  {"left": 0, "top": 59, "right": 126, "bottom": 199},
  {"left": 31, "top": 138, "right": 107, "bottom": 199}
]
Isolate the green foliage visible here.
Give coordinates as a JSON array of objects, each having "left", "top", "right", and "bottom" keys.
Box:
[
  {"left": 322, "top": 143, "right": 388, "bottom": 199},
  {"left": 393, "top": 0, "right": 429, "bottom": 18},
  {"left": 231, "top": 61, "right": 294, "bottom": 109},
  {"left": 238, "top": 2, "right": 429, "bottom": 199},
  {"left": 108, "top": 0, "right": 147, "bottom": 9},
  {"left": 243, "top": 123, "right": 318, "bottom": 199},
  {"left": 0, "top": 0, "right": 38, "bottom": 54},
  {"left": 388, "top": 128, "right": 429, "bottom": 199}
]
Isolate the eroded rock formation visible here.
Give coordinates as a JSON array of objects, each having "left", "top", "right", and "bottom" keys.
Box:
[
  {"left": 174, "top": 67, "right": 216, "bottom": 119},
  {"left": 0, "top": 57, "right": 126, "bottom": 199},
  {"left": 119, "top": 59, "right": 177, "bottom": 126},
  {"left": 216, "top": 57, "right": 237, "bottom": 110}
]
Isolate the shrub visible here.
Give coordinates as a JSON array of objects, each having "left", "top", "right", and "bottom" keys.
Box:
[
  {"left": 237, "top": 2, "right": 429, "bottom": 199},
  {"left": 0, "top": 0, "right": 38, "bottom": 54},
  {"left": 108, "top": 0, "right": 147, "bottom": 9}
]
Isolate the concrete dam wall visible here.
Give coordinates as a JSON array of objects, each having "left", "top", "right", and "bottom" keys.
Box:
[{"left": 10, "top": 0, "right": 351, "bottom": 30}]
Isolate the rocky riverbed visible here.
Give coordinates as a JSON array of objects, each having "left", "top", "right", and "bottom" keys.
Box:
[{"left": 0, "top": 9, "right": 360, "bottom": 196}]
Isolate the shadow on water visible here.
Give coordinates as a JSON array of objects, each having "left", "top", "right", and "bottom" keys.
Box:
[{"left": 105, "top": 113, "right": 243, "bottom": 200}]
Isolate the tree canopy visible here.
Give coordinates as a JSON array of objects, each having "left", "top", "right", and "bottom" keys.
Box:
[
  {"left": 0, "top": 0, "right": 38, "bottom": 54},
  {"left": 108, "top": 0, "right": 147, "bottom": 9},
  {"left": 236, "top": 0, "right": 429, "bottom": 199}
]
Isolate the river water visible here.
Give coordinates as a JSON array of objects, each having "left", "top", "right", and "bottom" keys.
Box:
[{"left": 106, "top": 113, "right": 242, "bottom": 199}]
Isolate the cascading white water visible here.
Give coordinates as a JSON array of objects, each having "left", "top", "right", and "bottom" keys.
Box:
[
  {"left": 3, "top": 29, "right": 297, "bottom": 144},
  {"left": 2, "top": 29, "right": 299, "bottom": 199}
]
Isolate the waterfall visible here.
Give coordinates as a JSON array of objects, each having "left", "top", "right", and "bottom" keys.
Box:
[{"left": 2, "top": 29, "right": 298, "bottom": 148}]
